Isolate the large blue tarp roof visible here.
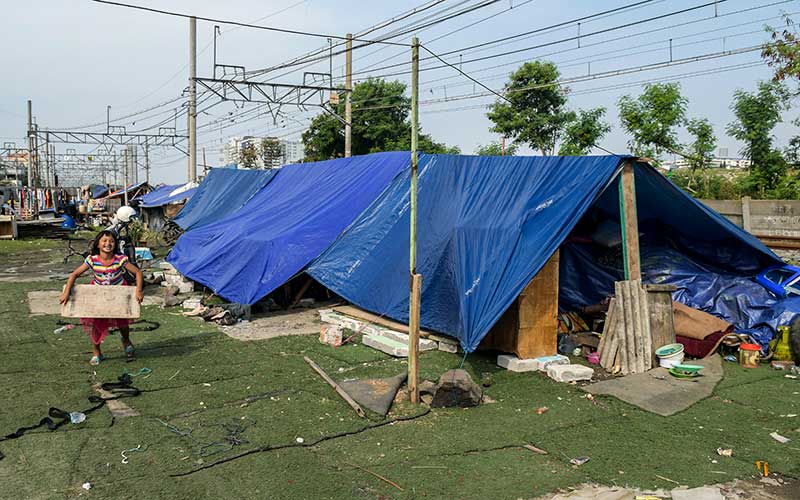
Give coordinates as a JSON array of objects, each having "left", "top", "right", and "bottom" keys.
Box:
[
  {"left": 168, "top": 152, "right": 409, "bottom": 304},
  {"left": 140, "top": 183, "right": 197, "bottom": 208},
  {"left": 308, "top": 155, "right": 783, "bottom": 352},
  {"left": 172, "top": 168, "right": 277, "bottom": 231}
]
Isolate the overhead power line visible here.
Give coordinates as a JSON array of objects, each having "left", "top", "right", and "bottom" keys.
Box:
[{"left": 92, "top": 0, "right": 411, "bottom": 46}]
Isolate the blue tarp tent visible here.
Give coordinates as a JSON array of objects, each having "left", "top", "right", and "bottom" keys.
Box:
[
  {"left": 168, "top": 152, "right": 409, "bottom": 304},
  {"left": 173, "top": 168, "right": 276, "bottom": 231},
  {"left": 140, "top": 183, "right": 197, "bottom": 208},
  {"left": 308, "top": 155, "right": 786, "bottom": 352}
]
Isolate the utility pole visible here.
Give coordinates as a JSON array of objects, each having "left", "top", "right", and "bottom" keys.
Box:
[
  {"left": 113, "top": 151, "right": 119, "bottom": 187},
  {"left": 44, "top": 133, "right": 50, "bottom": 190},
  {"left": 202, "top": 147, "right": 207, "bottom": 176},
  {"left": 123, "top": 147, "right": 129, "bottom": 206},
  {"left": 26, "top": 100, "right": 33, "bottom": 189},
  {"left": 144, "top": 144, "right": 150, "bottom": 184},
  {"left": 188, "top": 16, "right": 198, "bottom": 182},
  {"left": 107, "top": 105, "right": 111, "bottom": 132},
  {"left": 408, "top": 37, "right": 421, "bottom": 404},
  {"left": 50, "top": 144, "right": 56, "bottom": 187},
  {"left": 345, "top": 33, "right": 352, "bottom": 158}
]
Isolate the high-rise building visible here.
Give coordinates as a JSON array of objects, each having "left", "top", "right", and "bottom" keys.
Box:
[{"left": 220, "top": 136, "right": 304, "bottom": 168}]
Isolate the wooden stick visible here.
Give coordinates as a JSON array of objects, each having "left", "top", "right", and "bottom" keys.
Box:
[
  {"left": 408, "top": 273, "right": 422, "bottom": 404},
  {"left": 344, "top": 461, "right": 404, "bottom": 491},
  {"left": 523, "top": 444, "right": 548, "bottom": 455},
  {"left": 304, "top": 356, "right": 366, "bottom": 418},
  {"left": 639, "top": 282, "right": 653, "bottom": 370},
  {"left": 290, "top": 276, "right": 314, "bottom": 308}
]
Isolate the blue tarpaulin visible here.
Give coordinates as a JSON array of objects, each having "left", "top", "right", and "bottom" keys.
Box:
[
  {"left": 309, "top": 155, "right": 788, "bottom": 352},
  {"left": 173, "top": 168, "right": 277, "bottom": 231},
  {"left": 140, "top": 183, "right": 197, "bottom": 208},
  {"left": 91, "top": 185, "right": 109, "bottom": 199},
  {"left": 168, "top": 152, "right": 409, "bottom": 304},
  {"left": 309, "top": 155, "right": 631, "bottom": 352}
]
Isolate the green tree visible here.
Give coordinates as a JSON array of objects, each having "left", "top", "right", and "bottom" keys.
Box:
[
  {"left": 474, "top": 141, "right": 518, "bottom": 156},
  {"left": 239, "top": 142, "right": 259, "bottom": 168},
  {"left": 487, "top": 61, "right": 572, "bottom": 155},
  {"left": 686, "top": 118, "right": 716, "bottom": 171},
  {"left": 763, "top": 15, "right": 800, "bottom": 85},
  {"left": 558, "top": 108, "right": 611, "bottom": 155},
  {"left": 301, "top": 78, "right": 456, "bottom": 161},
  {"left": 260, "top": 137, "right": 283, "bottom": 168},
  {"left": 487, "top": 61, "right": 609, "bottom": 155},
  {"left": 726, "top": 81, "right": 790, "bottom": 193},
  {"left": 618, "top": 83, "right": 687, "bottom": 161}
]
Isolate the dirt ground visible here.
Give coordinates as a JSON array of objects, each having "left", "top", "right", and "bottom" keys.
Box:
[{"left": 220, "top": 306, "right": 324, "bottom": 341}]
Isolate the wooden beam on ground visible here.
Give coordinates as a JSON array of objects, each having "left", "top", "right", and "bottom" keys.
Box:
[
  {"left": 304, "top": 356, "right": 366, "bottom": 418},
  {"left": 332, "top": 305, "right": 433, "bottom": 337}
]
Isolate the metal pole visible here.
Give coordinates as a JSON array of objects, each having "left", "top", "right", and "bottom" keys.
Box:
[
  {"left": 189, "top": 16, "right": 198, "bottom": 182},
  {"left": 145, "top": 143, "right": 150, "bottom": 184},
  {"left": 44, "top": 133, "right": 50, "bottom": 190},
  {"left": 213, "top": 25, "right": 220, "bottom": 79},
  {"left": 408, "top": 37, "right": 421, "bottom": 405},
  {"left": 26, "top": 100, "right": 33, "bottom": 188},
  {"left": 202, "top": 147, "right": 207, "bottom": 176},
  {"left": 345, "top": 33, "right": 352, "bottom": 158},
  {"left": 123, "top": 147, "right": 129, "bottom": 206},
  {"left": 50, "top": 144, "right": 56, "bottom": 187},
  {"left": 107, "top": 105, "right": 111, "bottom": 133}
]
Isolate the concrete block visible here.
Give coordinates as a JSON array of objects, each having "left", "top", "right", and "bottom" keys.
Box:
[
  {"left": 547, "top": 364, "right": 594, "bottom": 382},
  {"left": 158, "top": 262, "right": 176, "bottom": 271},
  {"left": 319, "top": 323, "right": 344, "bottom": 347},
  {"left": 497, "top": 354, "right": 539, "bottom": 372},
  {"left": 362, "top": 332, "right": 437, "bottom": 357},
  {"left": 535, "top": 354, "right": 570, "bottom": 372},
  {"left": 670, "top": 487, "right": 724, "bottom": 500},
  {"left": 175, "top": 281, "right": 194, "bottom": 294}
]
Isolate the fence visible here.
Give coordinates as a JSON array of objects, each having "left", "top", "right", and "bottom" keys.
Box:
[{"left": 700, "top": 198, "right": 800, "bottom": 248}]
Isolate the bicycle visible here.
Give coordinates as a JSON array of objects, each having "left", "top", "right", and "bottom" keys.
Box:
[{"left": 156, "top": 219, "right": 184, "bottom": 247}]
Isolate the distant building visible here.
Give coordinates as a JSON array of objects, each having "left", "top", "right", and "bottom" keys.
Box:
[
  {"left": 220, "top": 136, "right": 305, "bottom": 168},
  {"left": 662, "top": 148, "right": 751, "bottom": 171}
]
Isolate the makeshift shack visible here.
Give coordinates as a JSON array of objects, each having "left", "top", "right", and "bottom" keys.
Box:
[
  {"left": 172, "top": 167, "right": 277, "bottom": 231},
  {"left": 138, "top": 182, "right": 197, "bottom": 232},
  {"left": 169, "top": 153, "right": 797, "bottom": 355}
]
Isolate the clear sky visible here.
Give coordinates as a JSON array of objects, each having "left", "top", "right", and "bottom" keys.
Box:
[{"left": 1, "top": 0, "right": 798, "bottom": 185}]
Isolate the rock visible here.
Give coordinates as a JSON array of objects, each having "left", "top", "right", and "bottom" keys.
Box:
[
  {"left": 497, "top": 354, "right": 539, "bottom": 372},
  {"left": 419, "top": 380, "right": 437, "bottom": 396},
  {"left": 547, "top": 364, "right": 594, "bottom": 382},
  {"left": 162, "top": 285, "right": 179, "bottom": 297},
  {"left": 438, "top": 341, "right": 458, "bottom": 353},
  {"left": 421, "top": 394, "right": 433, "bottom": 405},
  {"left": 431, "top": 369, "right": 482, "bottom": 408},
  {"left": 670, "top": 486, "right": 724, "bottom": 500},
  {"left": 298, "top": 298, "right": 316, "bottom": 308},
  {"left": 163, "top": 295, "right": 183, "bottom": 307}
]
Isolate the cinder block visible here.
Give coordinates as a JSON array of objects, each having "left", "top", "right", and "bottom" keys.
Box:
[
  {"left": 535, "top": 354, "right": 570, "bottom": 372},
  {"left": 497, "top": 354, "right": 539, "bottom": 372},
  {"left": 546, "top": 364, "right": 594, "bottom": 382},
  {"left": 362, "top": 332, "right": 437, "bottom": 357},
  {"left": 175, "top": 281, "right": 194, "bottom": 294},
  {"left": 319, "top": 324, "right": 344, "bottom": 347},
  {"left": 158, "top": 262, "right": 176, "bottom": 271}
]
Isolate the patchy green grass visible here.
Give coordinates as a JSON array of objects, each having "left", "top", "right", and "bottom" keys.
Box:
[{"left": 0, "top": 276, "right": 798, "bottom": 499}]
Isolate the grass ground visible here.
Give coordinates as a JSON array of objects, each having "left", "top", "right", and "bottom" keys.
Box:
[{"left": 0, "top": 241, "right": 798, "bottom": 499}]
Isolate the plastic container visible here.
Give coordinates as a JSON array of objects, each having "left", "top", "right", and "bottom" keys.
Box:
[
  {"left": 739, "top": 343, "right": 761, "bottom": 368},
  {"left": 655, "top": 343, "right": 685, "bottom": 368}
]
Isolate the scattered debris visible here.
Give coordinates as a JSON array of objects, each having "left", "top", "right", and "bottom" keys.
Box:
[
  {"left": 69, "top": 412, "right": 86, "bottom": 424},
  {"left": 121, "top": 444, "right": 147, "bottom": 464},
  {"left": 536, "top": 406, "right": 549, "bottom": 415},
  {"left": 716, "top": 447, "right": 733, "bottom": 457},
  {"left": 770, "top": 432, "right": 791, "bottom": 444},
  {"left": 295, "top": 437, "right": 304, "bottom": 444},
  {"left": 339, "top": 372, "right": 407, "bottom": 416},
  {"left": 757, "top": 460, "right": 770, "bottom": 477},
  {"left": 430, "top": 369, "right": 482, "bottom": 408},
  {"left": 81, "top": 482, "right": 92, "bottom": 491},
  {"left": 569, "top": 457, "right": 590, "bottom": 466},
  {"left": 670, "top": 486, "right": 724, "bottom": 500}
]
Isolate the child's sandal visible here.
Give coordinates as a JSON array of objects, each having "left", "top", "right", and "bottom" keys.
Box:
[
  {"left": 124, "top": 344, "right": 135, "bottom": 361},
  {"left": 90, "top": 355, "right": 102, "bottom": 366}
]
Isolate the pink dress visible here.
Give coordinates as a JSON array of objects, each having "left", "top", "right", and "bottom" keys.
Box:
[{"left": 80, "top": 254, "right": 132, "bottom": 345}]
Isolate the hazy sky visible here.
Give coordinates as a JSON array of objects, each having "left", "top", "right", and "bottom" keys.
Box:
[{"left": 2, "top": 0, "right": 798, "bottom": 185}]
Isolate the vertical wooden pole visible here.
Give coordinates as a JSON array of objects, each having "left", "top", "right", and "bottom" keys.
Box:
[
  {"left": 408, "top": 37, "right": 421, "bottom": 404},
  {"left": 618, "top": 160, "right": 641, "bottom": 281}
]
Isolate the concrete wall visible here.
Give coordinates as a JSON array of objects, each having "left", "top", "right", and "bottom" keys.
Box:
[{"left": 700, "top": 198, "right": 800, "bottom": 239}]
